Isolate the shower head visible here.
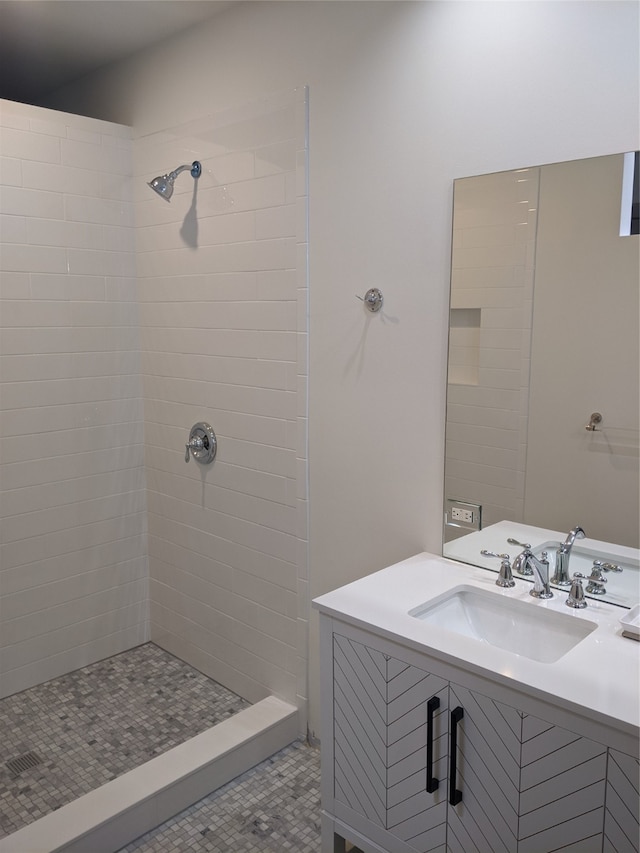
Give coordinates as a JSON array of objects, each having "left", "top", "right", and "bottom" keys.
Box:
[{"left": 148, "top": 160, "right": 202, "bottom": 202}]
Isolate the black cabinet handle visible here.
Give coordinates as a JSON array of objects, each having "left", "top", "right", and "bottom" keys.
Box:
[
  {"left": 426, "top": 696, "right": 440, "bottom": 793},
  {"left": 449, "top": 706, "right": 464, "bottom": 805}
]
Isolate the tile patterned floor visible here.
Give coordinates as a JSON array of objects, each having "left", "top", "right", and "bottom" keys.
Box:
[
  {"left": 0, "top": 643, "right": 250, "bottom": 838},
  {"left": 119, "top": 740, "right": 322, "bottom": 853}
]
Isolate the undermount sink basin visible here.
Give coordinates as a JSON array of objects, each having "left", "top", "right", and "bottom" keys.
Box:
[{"left": 409, "top": 586, "right": 597, "bottom": 663}]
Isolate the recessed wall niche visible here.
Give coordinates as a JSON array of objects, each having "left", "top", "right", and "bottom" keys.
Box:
[{"left": 448, "top": 308, "right": 481, "bottom": 386}]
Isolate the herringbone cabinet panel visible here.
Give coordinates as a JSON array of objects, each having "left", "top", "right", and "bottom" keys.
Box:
[
  {"left": 333, "top": 633, "right": 448, "bottom": 852},
  {"left": 447, "top": 682, "right": 520, "bottom": 853},
  {"left": 604, "top": 749, "right": 640, "bottom": 853},
  {"left": 519, "top": 713, "right": 607, "bottom": 853}
]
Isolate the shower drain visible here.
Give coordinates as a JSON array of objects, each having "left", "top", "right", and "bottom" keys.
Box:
[{"left": 6, "top": 750, "right": 43, "bottom": 776}]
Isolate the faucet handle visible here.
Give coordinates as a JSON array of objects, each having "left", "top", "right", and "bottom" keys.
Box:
[
  {"left": 480, "top": 550, "right": 510, "bottom": 560},
  {"left": 593, "top": 559, "right": 622, "bottom": 573},
  {"left": 566, "top": 573, "right": 588, "bottom": 609},
  {"left": 481, "top": 551, "right": 515, "bottom": 588},
  {"left": 507, "top": 537, "right": 531, "bottom": 549},
  {"left": 585, "top": 566, "right": 608, "bottom": 595},
  {"left": 512, "top": 548, "right": 534, "bottom": 577},
  {"left": 587, "top": 568, "right": 607, "bottom": 583}
]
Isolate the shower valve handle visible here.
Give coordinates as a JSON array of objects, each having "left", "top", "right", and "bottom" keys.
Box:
[
  {"left": 184, "top": 422, "right": 217, "bottom": 465},
  {"left": 185, "top": 436, "right": 204, "bottom": 462}
]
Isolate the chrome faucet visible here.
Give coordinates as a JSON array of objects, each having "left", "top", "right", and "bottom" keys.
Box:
[
  {"left": 551, "top": 526, "right": 585, "bottom": 587},
  {"left": 514, "top": 549, "right": 553, "bottom": 599}
]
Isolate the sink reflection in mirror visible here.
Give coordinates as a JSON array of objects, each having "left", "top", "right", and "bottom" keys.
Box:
[
  {"left": 409, "top": 585, "right": 597, "bottom": 664},
  {"left": 531, "top": 542, "right": 638, "bottom": 604},
  {"left": 445, "top": 520, "right": 640, "bottom": 610}
]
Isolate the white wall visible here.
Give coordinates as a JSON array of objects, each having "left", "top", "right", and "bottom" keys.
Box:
[
  {"left": 46, "top": 0, "right": 640, "bottom": 737},
  {"left": 0, "top": 100, "right": 148, "bottom": 698}
]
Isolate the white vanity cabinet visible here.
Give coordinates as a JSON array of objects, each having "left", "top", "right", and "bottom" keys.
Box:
[{"left": 320, "top": 617, "right": 637, "bottom": 853}]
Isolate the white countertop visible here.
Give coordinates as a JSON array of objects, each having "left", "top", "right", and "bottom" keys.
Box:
[{"left": 313, "top": 551, "right": 640, "bottom": 737}]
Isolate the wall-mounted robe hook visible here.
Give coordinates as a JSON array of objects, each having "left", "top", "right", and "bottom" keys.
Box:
[
  {"left": 356, "top": 288, "right": 384, "bottom": 312},
  {"left": 585, "top": 412, "right": 603, "bottom": 431}
]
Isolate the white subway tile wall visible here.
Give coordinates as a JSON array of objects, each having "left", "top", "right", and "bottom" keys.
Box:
[
  {"left": 0, "top": 90, "right": 309, "bottom": 730},
  {"left": 0, "top": 99, "right": 148, "bottom": 698},
  {"left": 134, "top": 89, "right": 309, "bottom": 722},
  {"left": 445, "top": 168, "right": 539, "bottom": 533}
]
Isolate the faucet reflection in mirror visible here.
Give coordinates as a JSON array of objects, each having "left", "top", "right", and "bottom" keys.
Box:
[
  {"left": 446, "top": 519, "right": 639, "bottom": 610},
  {"left": 551, "top": 526, "right": 585, "bottom": 586}
]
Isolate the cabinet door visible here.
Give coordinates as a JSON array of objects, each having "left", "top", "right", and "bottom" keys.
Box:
[
  {"left": 447, "top": 682, "right": 521, "bottom": 853},
  {"left": 446, "top": 687, "right": 608, "bottom": 853},
  {"left": 518, "top": 713, "right": 607, "bottom": 853},
  {"left": 604, "top": 748, "right": 640, "bottom": 853},
  {"left": 332, "top": 632, "right": 449, "bottom": 852}
]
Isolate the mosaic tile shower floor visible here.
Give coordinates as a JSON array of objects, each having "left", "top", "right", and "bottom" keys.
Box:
[
  {"left": 0, "top": 642, "right": 250, "bottom": 838},
  {"left": 119, "top": 740, "right": 322, "bottom": 853}
]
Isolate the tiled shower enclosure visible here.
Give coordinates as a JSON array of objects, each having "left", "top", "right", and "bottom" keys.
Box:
[{"left": 0, "top": 87, "right": 309, "bottom": 737}]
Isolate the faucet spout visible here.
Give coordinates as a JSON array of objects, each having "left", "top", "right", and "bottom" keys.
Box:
[
  {"left": 516, "top": 549, "right": 553, "bottom": 599},
  {"left": 563, "top": 526, "right": 586, "bottom": 551},
  {"left": 552, "top": 526, "right": 586, "bottom": 586}
]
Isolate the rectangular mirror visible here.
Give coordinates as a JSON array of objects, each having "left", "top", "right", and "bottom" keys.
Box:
[{"left": 443, "top": 153, "right": 639, "bottom": 609}]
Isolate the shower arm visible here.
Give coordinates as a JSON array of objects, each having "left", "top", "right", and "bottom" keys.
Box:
[
  {"left": 168, "top": 162, "right": 202, "bottom": 181},
  {"left": 168, "top": 164, "right": 193, "bottom": 181}
]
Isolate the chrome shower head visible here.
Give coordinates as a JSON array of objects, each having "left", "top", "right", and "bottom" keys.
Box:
[{"left": 147, "top": 160, "right": 202, "bottom": 201}]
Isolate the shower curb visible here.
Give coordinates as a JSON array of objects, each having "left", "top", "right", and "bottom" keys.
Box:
[{"left": 0, "top": 696, "right": 298, "bottom": 853}]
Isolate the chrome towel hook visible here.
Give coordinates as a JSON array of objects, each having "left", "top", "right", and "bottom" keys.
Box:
[
  {"left": 585, "top": 412, "right": 603, "bottom": 431},
  {"left": 356, "top": 288, "right": 384, "bottom": 312}
]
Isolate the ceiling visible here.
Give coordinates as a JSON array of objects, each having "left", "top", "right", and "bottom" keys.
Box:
[{"left": 0, "top": 1, "right": 234, "bottom": 105}]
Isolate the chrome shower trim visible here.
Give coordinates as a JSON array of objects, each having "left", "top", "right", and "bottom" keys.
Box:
[{"left": 147, "top": 160, "right": 201, "bottom": 201}]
